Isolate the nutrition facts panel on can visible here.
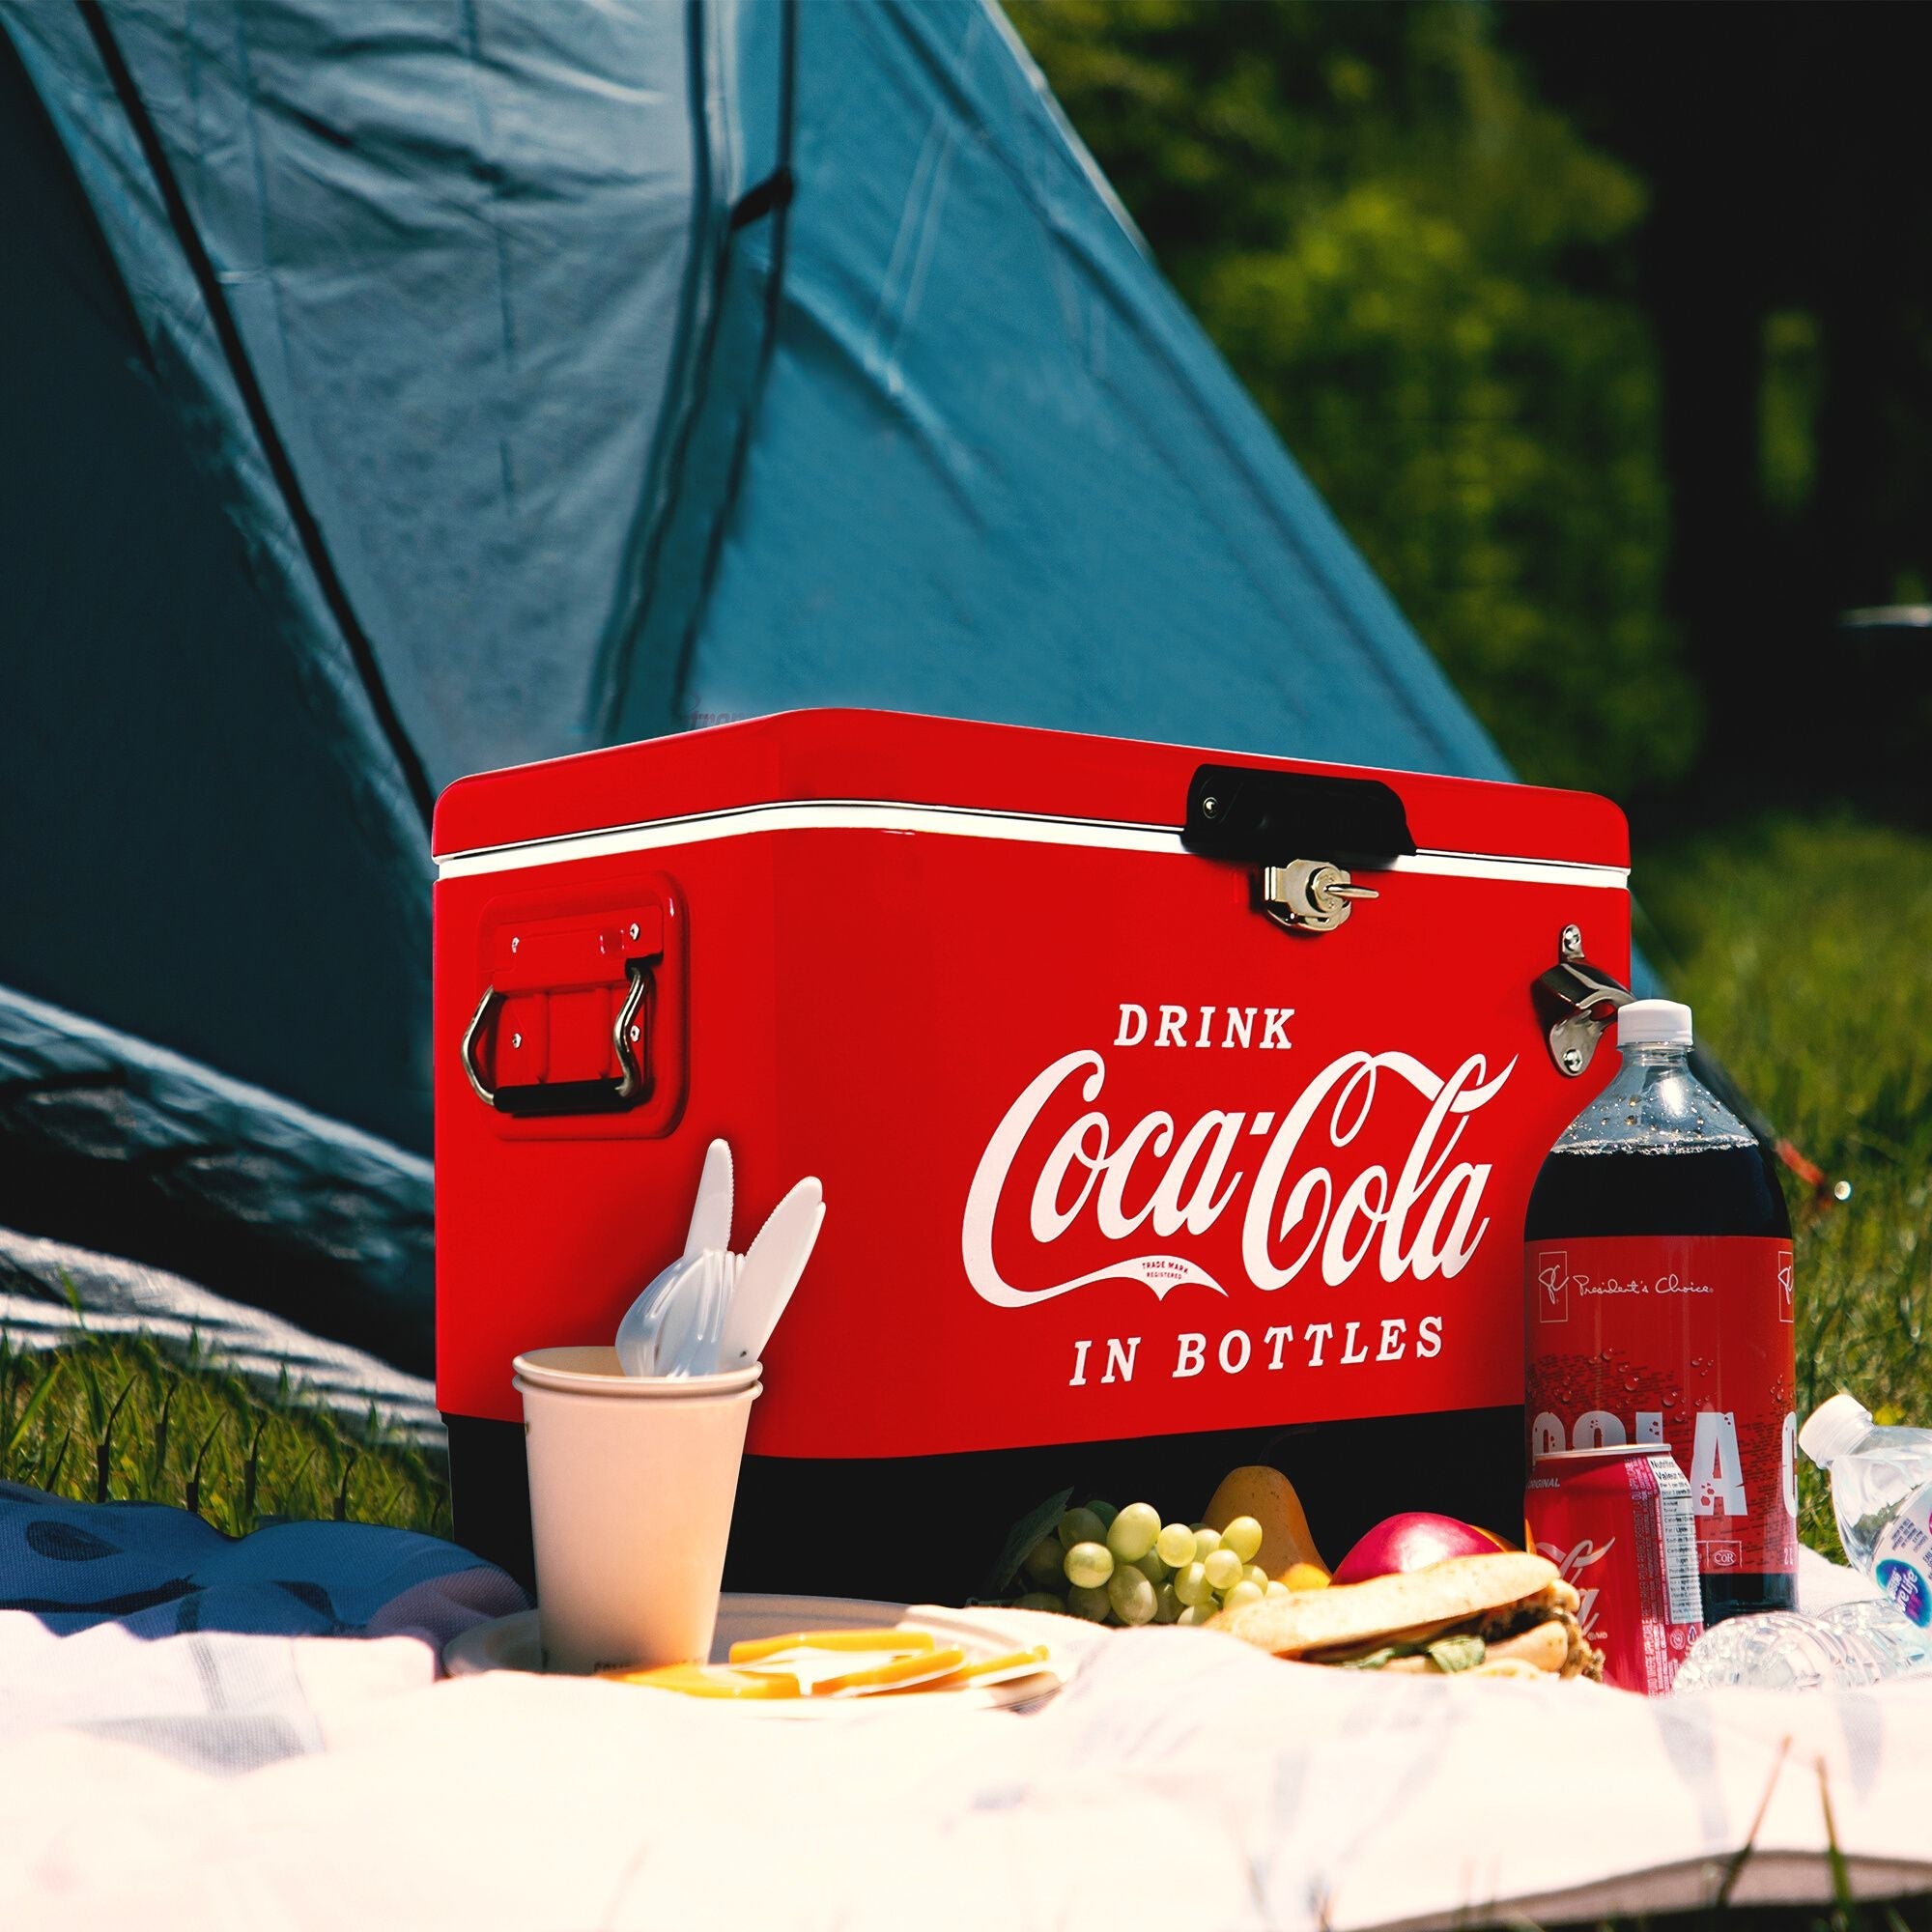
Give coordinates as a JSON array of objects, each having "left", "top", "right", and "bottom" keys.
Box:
[{"left": 1653, "top": 1458, "right": 1704, "bottom": 1625}]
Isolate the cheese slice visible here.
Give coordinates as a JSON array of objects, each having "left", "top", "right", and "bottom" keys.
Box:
[
  {"left": 873, "top": 1646, "right": 1054, "bottom": 1696},
  {"left": 810, "top": 1645, "right": 969, "bottom": 1696},
  {"left": 614, "top": 1628, "right": 1053, "bottom": 1702},
  {"left": 605, "top": 1662, "right": 803, "bottom": 1699},
  {"left": 727, "top": 1627, "right": 934, "bottom": 1665}
]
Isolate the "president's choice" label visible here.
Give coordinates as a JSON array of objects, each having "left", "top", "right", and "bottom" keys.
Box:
[{"left": 1525, "top": 1234, "right": 1797, "bottom": 1579}]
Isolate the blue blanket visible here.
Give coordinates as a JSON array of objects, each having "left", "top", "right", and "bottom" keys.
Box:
[{"left": 0, "top": 1481, "right": 526, "bottom": 1643}]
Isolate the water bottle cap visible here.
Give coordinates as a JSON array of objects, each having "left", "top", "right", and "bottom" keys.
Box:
[
  {"left": 1799, "top": 1391, "right": 1874, "bottom": 1469},
  {"left": 1617, "top": 999, "right": 1693, "bottom": 1048}
]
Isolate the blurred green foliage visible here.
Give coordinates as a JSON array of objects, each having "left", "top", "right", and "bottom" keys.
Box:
[{"left": 1009, "top": 0, "right": 1697, "bottom": 797}]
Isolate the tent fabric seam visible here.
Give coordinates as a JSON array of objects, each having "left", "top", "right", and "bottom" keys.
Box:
[
  {"left": 74, "top": 0, "right": 435, "bottom": 828},
  {"left": 592, "top": 0, "right": 724, "bottom": 746},
  {"left": 666, "top": 0, "right": 800, "bottom": 732}
]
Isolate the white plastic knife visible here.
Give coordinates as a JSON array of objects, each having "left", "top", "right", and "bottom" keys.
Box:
[
  {"left": 721, "top": 1177, "right": 824, "bottom": 1368},
  {"left": 683, "top": 1137, "right": 735, "bottom": 1259}
]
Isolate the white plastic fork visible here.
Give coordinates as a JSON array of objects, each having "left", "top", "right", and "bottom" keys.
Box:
[{"left": 614, "top": 1139, "right": 737, "bottom": 1377}]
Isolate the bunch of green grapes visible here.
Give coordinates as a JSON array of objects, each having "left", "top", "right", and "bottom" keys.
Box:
[{"left": 1013, "top": 1500, "right": 1289, "bottom": 1627}]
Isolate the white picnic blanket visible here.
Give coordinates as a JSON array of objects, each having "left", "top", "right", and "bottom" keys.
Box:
[{"left": 3, "top": 1485, "right": 1929, "bottom": 1930}]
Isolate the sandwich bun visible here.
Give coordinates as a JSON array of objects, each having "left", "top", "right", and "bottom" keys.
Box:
[
  {"left": 1209, "top": 1551, "right": 1560, "bottom": 1660},
  {"left": 1338, "top": 1615, "right": 1576, "bottom": 1677},
  {"left": 1482, "top": 1618, "right": 1571, "bottom": 1674}
]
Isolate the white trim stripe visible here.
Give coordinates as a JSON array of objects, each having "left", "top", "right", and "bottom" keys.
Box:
[{"left": 435, "top": 799, "right": 1627, "bottom": 890}]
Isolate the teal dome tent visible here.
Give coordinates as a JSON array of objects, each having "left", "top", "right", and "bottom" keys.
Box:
[{"left": 0, "top": 0, "right": 1517, "bottom": 1370}]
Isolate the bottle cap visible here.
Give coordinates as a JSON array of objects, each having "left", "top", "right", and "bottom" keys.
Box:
[
  {"left": 1799, "top": 1391, "right": 1873, "bottom": 1469},
  {"left": 1617, "top": 999, "right": 1693, "bottom": 1047}
]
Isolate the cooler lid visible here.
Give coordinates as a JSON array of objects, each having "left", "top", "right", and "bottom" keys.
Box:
[{"left": 432, "top": 708, "right": 1627, "bottom": 872}]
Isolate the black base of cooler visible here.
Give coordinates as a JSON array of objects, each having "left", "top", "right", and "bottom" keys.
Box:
[
  {"left": 445, "top": 1413, "right": 538, "bottom": 1593},
  {"left": 444, "top": 1405, "right": 1527, "bottom": 1606}
]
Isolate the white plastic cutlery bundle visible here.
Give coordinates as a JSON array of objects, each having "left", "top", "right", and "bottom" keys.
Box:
[{"left": 614, "top": 1140, "right": 825, "bottom": 1378}]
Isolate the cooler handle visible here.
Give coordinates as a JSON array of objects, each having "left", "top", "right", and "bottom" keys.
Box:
[{"left": 462, "top": 960, "right": 651, "bottom": 1117}]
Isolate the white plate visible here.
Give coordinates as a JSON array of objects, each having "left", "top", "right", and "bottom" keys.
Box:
[{"left": 442, "top": 1593, "right": 1072, "bottom": 1714}]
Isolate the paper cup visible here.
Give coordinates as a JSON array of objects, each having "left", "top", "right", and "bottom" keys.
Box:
[{"left": 514, "top": 1346, "right": 760, "bottom": 1675}]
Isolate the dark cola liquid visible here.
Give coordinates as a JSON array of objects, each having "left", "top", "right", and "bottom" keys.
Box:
[{"left": 1527, "top": 1141, "right": 1795, "bottom": 1623}]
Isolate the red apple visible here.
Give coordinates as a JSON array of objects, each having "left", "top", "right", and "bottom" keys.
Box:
[{"left": 1330, "top": 1512, "right": 1514, "bottom": 1585}]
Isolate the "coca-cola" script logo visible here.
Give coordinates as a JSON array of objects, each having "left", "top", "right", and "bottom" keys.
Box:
[
  {"left": 1537, "top": 1535, "right": 1615, "bottom": 1641},
  {"left": 961, "top": 1047, "right": 1515, "bottom": 1309}
]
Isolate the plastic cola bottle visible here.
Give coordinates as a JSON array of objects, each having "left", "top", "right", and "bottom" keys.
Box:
[{"left": 1525, "top": 999, "right": 1796, "bottom": 1624}]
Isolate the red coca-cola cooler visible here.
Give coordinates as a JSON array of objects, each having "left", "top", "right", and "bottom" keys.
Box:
[{"left": 433, "top": 710, "right": 1630, "bottom": 1597}]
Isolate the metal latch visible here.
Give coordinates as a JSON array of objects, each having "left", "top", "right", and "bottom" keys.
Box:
[
  {"left": 1534, "top": 923, "right": 1633, "bottom": 1076},
  {"left": 1260, "top": 859, "right": 1378, "bottom": 933},
  {"left": 1179, "top": 762, "right": 1415, "bottom": 938}
]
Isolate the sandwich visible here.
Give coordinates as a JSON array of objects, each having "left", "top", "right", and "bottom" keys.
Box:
[{"left": 1208, "top": 1550, "right": 1603, "bottom": 1681}]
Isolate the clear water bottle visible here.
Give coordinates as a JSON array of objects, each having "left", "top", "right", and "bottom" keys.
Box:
[
  {"left": 1673, "top": 1392, "right": 1932, "bottom": 1690},
  {"left": 1822, "top": 1595, "right": 1932, "bottom": 1667},
  {"left": 1798, "top": 1391, "right": 1932, "bottom": 1570},
  {"left": 1673, "top": 1599, "right": 1932, "bottom": 1691}
]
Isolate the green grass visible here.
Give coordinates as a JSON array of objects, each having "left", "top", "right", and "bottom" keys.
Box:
[
  {"left": 1637, "top": 815, "right": 1932, "bottom": 1556},
  {"left": 0, "top": 1324, "right": 446, "bottom": 1537}
]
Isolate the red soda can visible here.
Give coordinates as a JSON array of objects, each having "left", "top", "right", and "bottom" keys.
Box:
[{"left": 1527, "top": 1443, "right": 1704, "bottom": 1694}]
